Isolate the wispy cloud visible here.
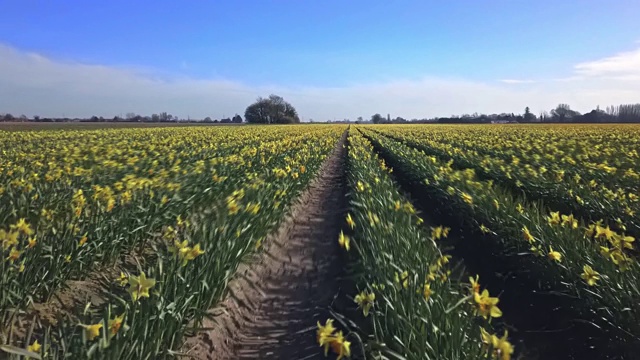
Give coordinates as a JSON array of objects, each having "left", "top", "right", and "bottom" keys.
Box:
[
  {"left": 573, "top": 48, "right": 640, "bottom": 79},
  {"left": 1, "top": 43, "right": 639, "bottom": 120}
]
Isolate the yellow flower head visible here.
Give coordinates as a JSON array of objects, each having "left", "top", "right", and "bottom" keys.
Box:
[
  {"left": 354, "top": 290, "right": 375, "bottom": 317},
  {"left": 329, "top": 331, "right": 351, "bottom": 360},
  {"left": 27, "top": 339, "right": 41, "bottom": 353},
  {"left": 561, "top": 214, "right": 578, "bottom": 229},
  {"left": 481, "top": 328, "right": 514, "bottom": 360},
  {"left": 2, "top": 231, "right": 19, "bottom": 250},
  {"left": 473, "top": 289, "right": 502, "bottom": 320},
  {"left": 437, "top": 254, "right": 452, "bottom": 267},
  {"left": 179, "top": 243, "right": 206, "bottom": 266},
  {"left": 480, "top": 327, "right": 493, "bottom": 347},
  {"left": 402, "top": 201, "right": 415, "bottom": 214},
  {"left": 522, "top": 226, "right": 535, "bottom": 243},
  {"left": 316, "top": 319, "right": 336, "bottom": 355},
  {"left": 118, "top": 272, "right": 128, "bottom": 286},
  {"left": 548, "top": 247, "right": 562, "bottom": 262},
  {"left": 109, "top": 314, "right": 125, "bottom": 336},
  {"left": 11, "top": 218, "right": 34, "bottom": 236},
  {"left": 83, "top": 322, "right": 103, "bottom": 341},
  {"left": 338, "top": 231, "right": 350, "bottom": 251},
  {"left": 28, "top": 236, "right": 37, "bottom": 248},
  {"left": 461, "top": 192, "right": 473, "bottom": 204},
  {"left": 127, "top": 272, "right": 156, "bottom": 301},
  {"left": 595, "top": 225, "right": 615, "bottom": 241},
  {"left": 423, "top": 282, "right": 433, "bottom": 300},
  {"left": 395, "top": 270, "right": 409, "bottom": 289},
  {"left": 547, "top": 211, "right": 561, "bottom": 226},
  {"left": 78, "top": 234, "right": 88, "bottom": 247},
  {"left": 469, "top": 275, "right": 481, "bottom": 294},
  {"left": 345, "top": 213, "right": 356, "bottom": 230},
  {"left": 581, "top": 265, "right": 600, "bottom": 286},
  {"left": 7, "top": 247, "right": 22, "bottom": 263},
  {"left": 516, "top": 203, "right": 524, "bottom": 214}
]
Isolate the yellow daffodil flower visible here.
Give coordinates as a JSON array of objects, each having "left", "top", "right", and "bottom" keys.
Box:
[
  {"left": 27, "top": 340, "right": 41, "bottom": 353},
  {"left": 354, "top": 290, "right": 375, "bottom": 317},
  {"left": 581, "top": 265, "right": 600, "bottom": 286},
  {"left": 128, "top": 272, "right": 156, "bottom": 301},
  {"left": 338, "top": 231, "right": 350, "bottom": 251}
]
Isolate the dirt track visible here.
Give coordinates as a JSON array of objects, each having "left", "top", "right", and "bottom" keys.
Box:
[{"left": 183, "top": 132, "right": 347, "bottom": 359}]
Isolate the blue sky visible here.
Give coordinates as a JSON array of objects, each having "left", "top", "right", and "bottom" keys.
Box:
[{"left": 1, "top": 0, "right": 639, "bottom": 120}]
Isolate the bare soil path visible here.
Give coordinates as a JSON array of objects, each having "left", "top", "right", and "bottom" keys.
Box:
[{"left": 183, "top": 132, "right": 348, "bottom": 359}]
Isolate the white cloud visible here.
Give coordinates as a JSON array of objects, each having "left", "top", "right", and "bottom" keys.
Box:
[
  {"left": 574, "top": 48, "right": 640, "bottom": 79},
  {"left": 1, "top": 43, "right": 640, "bottom": 120}
]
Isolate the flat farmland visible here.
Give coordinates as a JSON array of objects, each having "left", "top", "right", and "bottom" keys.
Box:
[{"left": 1, "top": 124, "right": 639, "bottom": 360}]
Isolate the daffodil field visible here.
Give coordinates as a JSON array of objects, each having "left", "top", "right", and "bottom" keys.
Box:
[
  {"left": 0, "top": 125, "right": 343, "bottom": 359},
  {"left": 2, "top": 122, "right": 639, "bottom": 359}
]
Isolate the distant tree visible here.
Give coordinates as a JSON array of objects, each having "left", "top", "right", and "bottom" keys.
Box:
[
  {"left": 203, "top": 116, "right": 212, "bottom": 123},
  {"left": 371, "top": 113, "right": 383, "bottom": 124},
  {"left": 582, "top": 109, "right": 609, "bottom": 123},
  {"left": 616, "top": 104, "right": 640, "bottom": 122},
  {"left": 550, "top": 104, "right": 580, "bottom": 122},
  {"left": 2, "top": 113, "right": 14, "bottom": 122},
  {"left": 357, "top": 116, "right": 363, "bottom": 122},
  {"left": 232, "top": 114, "right": 243, "bottom": 123},
  {"left": 158, "top": 112, "right": 173, "bottom": 122},
  {"left": 151, "top": 114, "right": 160, "bottom": 122},
  {"left": 244, "top": 94, "right": 300, "bottom": 124},
  {"left": 523, "top": 107, "right": 536, "bottom": 122},
  {"left": 220, "top": 117, "right": 231, "bottom": 124},
  {"left": 539, "top": 110, "right": 550, "bottom": 122}
]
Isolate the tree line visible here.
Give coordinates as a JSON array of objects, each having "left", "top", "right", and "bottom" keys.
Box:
[
  {"left": 366, "top": 103, "right": 640, "bottom": 124},
  {"left": 0, "top": 94, "right": 300, "bottom": 124},
  {"left": 3, "top": 100, "right": 640, "bottom": 124}
]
